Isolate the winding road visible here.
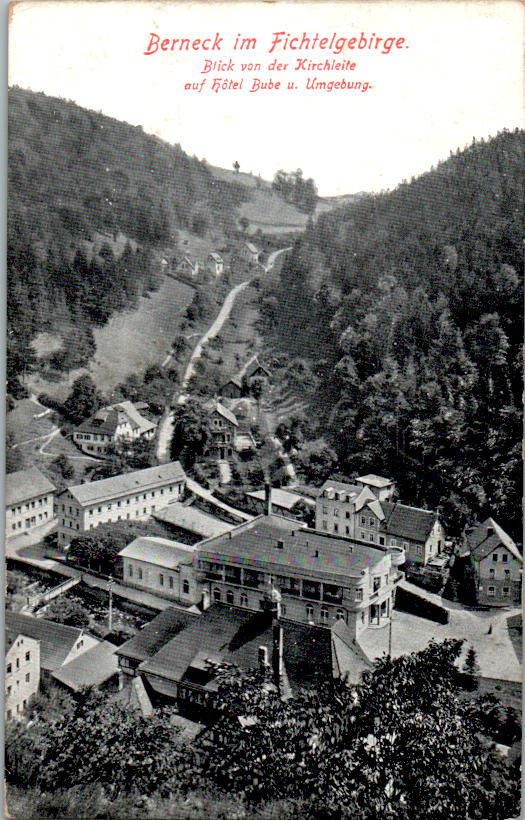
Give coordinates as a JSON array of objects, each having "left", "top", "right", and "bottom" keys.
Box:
[{"left": 156, "top": 246, "right": 291, "bottom": 462}]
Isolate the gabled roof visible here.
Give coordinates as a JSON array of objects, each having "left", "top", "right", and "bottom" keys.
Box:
[
  {"left": 115, "top": 608, "right": 197, "bottom": 664},
  {"left": 75, "top": 402, "right": 155, "bottom": 437},
  {"left": 139, "top": 605, "right": 333, "bottom": 692},
  {"left": 52, "top": 640, "right": 118, "bottom": 691},
  {"left": 356, "top": 474, "right": 394, "bottom": 489},
  {"left": 119, "top": 536, "right": 196, "bottom": 568},
  {"left": 6, "top": 467, "right": 56, "bottom": 507},
  {"left": 208, "top": 252, "right": 223, "bottom": 263},
  {"left": 205, "top": 401, "right": 238, "bottom": 427},
  {"left": 153, "top": 502, "right": 233, "bottom": 538},
  {"left": 465, "top": 518, "right": 522, "bottom": 564},
  {"left": 59, "top": 461, "right": 186, "bottom": 506},
  {"left": 5, "top": 612, "right": 85, "bottom": 672},
  {"left": 219, "top": 376, "right": 243, "bottom": 391},
  {"left": 247, "top": 488, "right": 315, "bottom": 510},
  {"left": 380, "top": 502, "right": 438, "bottom": 544}
]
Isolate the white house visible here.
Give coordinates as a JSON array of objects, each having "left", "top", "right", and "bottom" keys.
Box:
[{"left": 6, "top": 467, "right": 56, "bottom": 537}]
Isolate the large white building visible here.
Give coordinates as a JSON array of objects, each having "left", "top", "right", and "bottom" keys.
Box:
[
  {"left": 196, "top": 513, "right": 404, "bottom": 637},
  {"left": 119, "top": 536, "right": 200, "bottom": 605},
  {"left": 56, "top": 461, "right": 186, "bottom": 546},
  {"left": 315, "top": 475, "right": 444, "bottom": 566},
  {"left": 6, "top": 467, "right": 56, "bottom": 537}
]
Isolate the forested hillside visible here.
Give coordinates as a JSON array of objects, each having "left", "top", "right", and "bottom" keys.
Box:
[
  {"left": 7, "top": 87, "right": 247, "bottom": 388},
  {"left": 261, "top": 130, "right": 524, "bottom": 538}
]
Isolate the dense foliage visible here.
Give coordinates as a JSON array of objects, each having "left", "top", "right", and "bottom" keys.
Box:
[
  {"left": 7, "top": 87, "right": 247, "bottom": 391},
  {"left": 262, "top": 130, "right": 524, "bottom": 538},
  {"left": 6, "top": 642, "right": 521, "bottom": 819},
  {"left": 272, "top": 169, "right": 318, "bottom": 214}
]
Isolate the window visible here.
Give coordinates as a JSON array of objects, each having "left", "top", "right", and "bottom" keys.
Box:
[
  {"left": 336, "top": 609, "right": 346, "bottom": 621},
  {"left": 25, "top": 673, "right": 30, "bottom": 683},
  {"left": 226, "top": 590, "right": 234, "bottom": 605},
  {"left": 128, "top": 565, "right": 133, "bottom": 577},
  {"left": 213, "top": 588, "right": 221, "bottom": 602},
  {"left": 169, "top": 577, "right": 174, "bottom": 589},
  {"left": 502, "top": 554, "right": 508, "bottom": 564},
  {"left": 492, "top": 554, "right": 498, "bottom": 563},
  {"left": 6, "top": 686, "right": 11, "bottom": 696},
  {"left": 334, "top": 508, "right": 339, "bottom": 517},
  {"left": 281, "top": 604, "right": 287, "bottom": 615},
  {"left": 355, "top": 588, "right": 363, "bottom": 602},
  {"left": 346, "top": 511, "right": 350, "bottom": 519},
  {"left": 16, "top": 659, "right": 19, "bottom": 670},
  {"left": 320, "top": 608, "right": 329, "bottom": 623},
  {"left": 416, "top": 545, "right": 423, "bottom": 556},
  {"left": 322, "top": 520, "right": 327, "bottom": 530},
  {"left": 505, "top": 569, "right": 510, "bottom": 578},
  {"left": 489, "top": 568, "right": 495, "bottom": 578},
  {"left": 306, "top": 604, "right": 314, "bottom": 620},
  {"left": 369, "top": 518, "right": 375, "bottom": 527},
  {"left": 369, "top": 533, "right": 375, "bottom": 542},
  {"left": 360, "top": 516, "right": 366, "bottom": 525},
  {"left": 487, "top": 586, "right": 495, "bottom": 596},
  {"left": 25, "top": 652, "right": 30, "bottom": 662},
  {"left": 334, "top": 523, "right": 339, "bottom": 533},
  {"left": 502, "top": 586, "right": 510, "bottom": 596},
  {"left": 379, "top": 536, "right": 385, "bottom": 545},
  {"left": 240, "top": 593, "right": 248, "bottom": 606},
  {"left": 322, "top": 505, "right": 328, "bottom": 514},
  {"left": 346, "top": 526, "right": 350, "bottom": 534},
  {"left": 138, "top": 568, "right": 143, "bottom": 580},
  {"left": 373, "top": 577, "right": 381, "bottom": 593},
  {"left": 159, "top": 574, "right": 164, "bottom": 586},
  {"left": 182, "top": 580, "right": 190, "bottom": 594}
]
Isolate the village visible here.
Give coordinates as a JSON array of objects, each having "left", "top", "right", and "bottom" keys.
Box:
[{"left": 6, "top": 230, "right": 523, "bottom": 733}]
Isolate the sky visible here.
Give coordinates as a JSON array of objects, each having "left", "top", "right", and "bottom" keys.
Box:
[{"left": 8, "top": 0, "right": 524, "bottom": 196}]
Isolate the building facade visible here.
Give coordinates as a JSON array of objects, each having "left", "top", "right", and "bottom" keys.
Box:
[
  {"left": 464, "top": 518, "right": 522, "bottom": 606},
  {"left": 5, "top": 630, "right": 40, "bottom": 721},
  {"left": 195, "top": 514, "right": 404, "bottom": 637},
  {"left": 72, "top": 401, "right": 156, "bottom": 456},
  {"left": 56, "top": 461, "right": 186, "bottom": 546},
  {"left": 6, "top": 467, "right": 56, "bottom": 536},
  {"left": 119, "top": 536, "right": 200, "bottom": 604},
  {"left": 205, "top": 402, "right": 238, "bottom": 459},
  {"left": 315, "top": 475, "right": 444, "bottom": 566}
]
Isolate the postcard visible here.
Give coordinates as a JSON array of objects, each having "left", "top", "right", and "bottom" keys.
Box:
[{"left": 5, "top": 2, "right": 523, "bottom": 818}]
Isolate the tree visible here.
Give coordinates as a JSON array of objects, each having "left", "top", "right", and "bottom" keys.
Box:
[
  {"left": 196, "top": 641, "right": 521, "bottom": 819},
  {"left": 46, "top": 597, "right": 90, "bottom": 628},
  {"left": 63, "top": 375, "right": 103, "bottom": 424},
  {"left": 169, "top": 401, "right": 210, "bottom": 469},
  {"left": 20, "top": 691, "right": 190, "bottom": 796},
  {"left": 233, "top": 160, "right": 240, "bottom": 173},
  {"left": 50, "top": 454, "right": 74, "bottom": 481}
]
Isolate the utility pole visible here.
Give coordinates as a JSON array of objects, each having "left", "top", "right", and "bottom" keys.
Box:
[{"left": 108, "top": 575, "right": 114, "bottom": 633}]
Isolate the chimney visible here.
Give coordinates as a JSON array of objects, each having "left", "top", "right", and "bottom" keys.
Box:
[
  {"left": 258, "top": 645, "right": 269, "bottom": 670},
  {"left": 264, "top": 482, "right": 272, "bottom": 516}
]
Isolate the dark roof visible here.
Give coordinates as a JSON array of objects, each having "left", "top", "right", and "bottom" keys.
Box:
[
  {"left": 5, "top": 612, "right": 84, "bottom": 672},
  {"left": 115, "top": 608, "right": 198, "bottom": 664},
  {"left": 139, "top": 605, "right": 333, "bottom": 692},
  {"left": 52, "top": 640, "right": 119, "bottom": 691},
  {"left": 465, "top": 518, "right": 522, "bottom": 563},
  {"left": 380, "top": 502, "right": 438, "bottom": 543},
  {"left": 6, "top": 467, "right": 56, "bottom": 507},
  {"left": 219, "top": 376, "right": 243, "bottom": 391},
  {"left": 198, "top": 515, "right": 387, "bottom": 580},
  {"left": 76, "top": 402, "right": 155, "bottom": 437}
]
